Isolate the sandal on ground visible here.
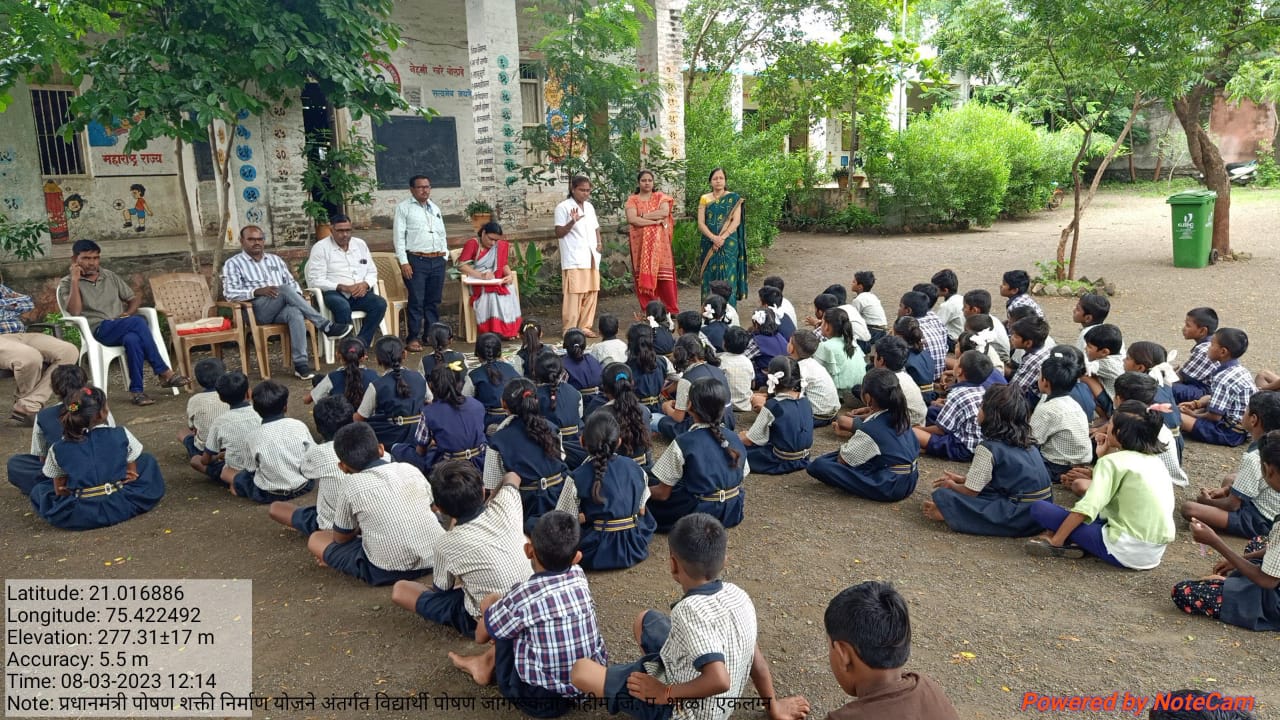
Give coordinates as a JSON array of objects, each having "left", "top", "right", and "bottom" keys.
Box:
[
  {"left": 132, "top": 393, "right": 156, "bottom": 407},
  {"left": 1025, "top": 537, "right": 1085, "bottom": 559},
  {"left": 406, "top": 341, "right": 425, "bottom": 353},
  {"left": 582, "top": 328, "right": 599, "bottom": 338},
  {"left": 160, "top": 374, "right": 191, "bottom": 389}
]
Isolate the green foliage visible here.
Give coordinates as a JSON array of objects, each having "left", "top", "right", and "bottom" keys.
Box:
[
  {"left": 684, "top": 83, "right": 804, "bottom": 269},
  {"left": 508, "top": 242, "right": 546, "bottom": 301},
  {"left": 42, "top": 312, "right": 81, "bottom": 350},
  {"left": 597, "top": 240, "right": 634, "bottom": 292},
  {"left": 301, "top": 129, "right": 382, "bottom": 225},
  {"left": 671, "top": 220, "right": 703, "bottom": 283},
  {"left": 1256, "top": 142, "right": 1280, "bottom": 188},
  {"left": 824, "top": 205, "right": 881, "bottom": 232},
  {"left": 1032, "top": 259, "right": 1096, "bottom": 291},
  {"left": 0, "top": 212, "right": 48, "bottom": 261},
  {"left": 0, "top": 0, "right": 120, "bottom": 112},
  {"left": 464, "top": 200, "right": 494, "bottom": 216},
  {"left": 1228, "top": 58, "right": 1280, "bottom": 104}
]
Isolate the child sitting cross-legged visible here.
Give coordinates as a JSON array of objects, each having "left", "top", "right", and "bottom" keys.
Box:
[
  {"left": 392, "top": 461, "right": 533, "bottom": 638},
  {"left": 220, "top": 380, "right": 316, "bottom": 503},
  {"left": 569, "top": 513, "right": 811, "bottom": 720},
  {"left": 1124, "top": 340, "right": 1183, "bottom": 459},
  {"left": 627, "top": 321, "right": 676, "bottom": 414},
  {"left": 700, "top": 295, "right": 731, "bottom": 352},
  {"left": 788, "top": 329, "right": 841, "bottom": 427},
  {"left": 268, "top": 395, "right": 352, "bottom": 536},
  {"left": 590, "top": 313, "right": 630, "bottom": 367},
  {"left": 814, "top": 308, "right": 866, "bottom": 398},
  {"left": 1180, "top": 391, "right": 1280, "bottom": 539},
  {"left": 719, "top": 326, "right": 755, "bottom": 414},
  {"left": 924, "top": 384, "right": 1051, "bottom": 537},
  {"left": 657, "top": 334, "right": 734, "bottom": 439},
  {"left": 355, "top": 336, "right": 429, "bottom": 449},
  {"left": 1180, "top": 327, "right": 1257, "bottom": 448},
  {"left": 1030, "top": 351, "right": 1093, "bottom": 482},
  {"left": 201, "top": 371, "right": 257, "bottom": 483},
  {"left": 448, "top": 511, "right": 608, "bottom": 718},
  {"left": 8, "top": 364, "right": 107, "bottom": 496},
  {"left": 564, "top": 328, "right": 607, "bottom": 417},
  {"left": 466, "top": 332, "right": 521, "bottom": 429},
  {"left": 742, "top": 356, "right": 813, "bottom": 475},
  {"left": 486, "top": 377, "right": 570, "bottom": 534},
  {"left": 913, "top": 350, "right": 990, "bottom": 462},
  {"left": 1175, "top": 430, "right": 1280, "bottom": 632},
  {"left": 1172, "top": 306, "right": 1219, "bottom": 403},
  {"left": 306, "top": 422, "right": 441, "bottom": 585},
  {"left": 822, "top": 581, "right": 961, "bottom": 719},
  {"left": 1081, "top": 323, "right": 1125, "bottom": 420},
  {"left": 308, "top": 337, "right": 374, "bottom": 406},
  {"left": 179, "top": 357, "right": 228, "bottom": 471},
  {"left": 808, "top": 368, "right": 919, "bottom": 502},
  {"left": 1026, "top": 400, "right": 1176, "bottom": 569},
  {"left": 589, "top": 363, "right": 654, "bottom": 470},
  {"left": 392, "top": 362, "right": 488, "bottom": 476},
  {"left": 1008, "top": 316, "right": 1052, "bottom": 409}
]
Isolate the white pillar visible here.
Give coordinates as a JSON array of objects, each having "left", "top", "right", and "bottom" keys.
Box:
[
  {"left": 466, "top": 0, "right": 527, "bottom": 228},
  {"left": 637, "top": 0, "right": 687, "bottom": 206}
]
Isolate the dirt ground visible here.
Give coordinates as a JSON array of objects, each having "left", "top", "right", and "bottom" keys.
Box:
[{"left": 4, "top": 184, "right": 1280, "bottom": 719}]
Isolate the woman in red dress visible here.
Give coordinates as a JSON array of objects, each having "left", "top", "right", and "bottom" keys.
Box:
[{"left": 625, "top": 170, "right": 679, "bottom": 314}]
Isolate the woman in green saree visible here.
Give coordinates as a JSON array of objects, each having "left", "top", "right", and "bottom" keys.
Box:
[{"left": 696, "top": 167, "right": 746, "bottom": 304}]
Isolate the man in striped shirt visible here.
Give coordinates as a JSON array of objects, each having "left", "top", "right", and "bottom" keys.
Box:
[{"left": 222, "top": 225, "right": 351, "bottom": 380}]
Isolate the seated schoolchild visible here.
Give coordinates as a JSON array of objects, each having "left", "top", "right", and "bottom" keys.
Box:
[
  {"left": 700, "top": 295, "right": 732, "bottom": 352},
  {"left": 808, "top": 368, "right": 919, "bottom": 502},
  {"left": 758, "top": 285, "right": 795, "bottom": 342},
  {"left": 1124, "top": 340, "right": 1183, "bottom": 458},
  {"left": 747, "top": 307, "right": 789, "bottom": 388},
  {"left": 1071, "top": 292, "right": 1111, "bottom": 355},
  {"left": 563, "top": 328, "right": 607, "bottom": 417},
  {"left": 822, "top": 581, "right": 961, "bottom": 719},
  {"left": 201, "top": 371, "right": 258, "bottom": 483},
  {"left": 590, "top": 313, "right": 630, "bottom": 367},
  {"left": 913, "top": 351, "right": 990, "bottom": 462},
  {"left": 804, "top": 292, "right": 839, "bottom": 341},
  {"left": 268, "top": 395, "right": 352, "bottom": 536},
  {"left": 931, "top": 268, "right": 965, "bottom": 344},
  {"left": 850, "top": 270, "right": 889, "bottom": 345},
  {"left": 1008, "top": 316, "right": 1052, "bottom": 409},
  {"left": 762, "top": 275, "right": 798, "bottom": 331},
  {"left": 1181, "top": 391, "right": 1280, "bottom": 539},
  {"left": 179, "top": 358, "right": 228, "bottom": 469},
  {"left": 1000, "top": 269, "right": 1043, "bottom": 321},
  {"left": 720, "top": 326, "right": 756, "bottom": 414},
  {"left": 394, "top": 363, "right": 488, "bottom": 476},
  {"left": 306, "top": 422, "right": 441, "bottom": 585},
  {"left": 1081, "top": 323, "right": 1125, "bottom": 419},
  {"left": 898, "top": 290, "right": 947, "bottom": 383},
  {"left": 789, "top": 329, "right": 840, "bottom": 427},
  {"left": 449, "top": 511, "right": 608, "bottom": 718},
  {"left": 466, "top": 332, "right": 522, "bottom": 429},
  {"left": 569, "top": 513, "right": 810, "bottom": 720},
  {"left": 961, "top": 290, "right": 1011, "bottom": 363},
  {"left": 485, "top": 378, "right": 570, "bottom": 534},
  {"left": 814, "top": 308, "right": 866, "bottom": 396},
  {"left": 648, "top": 379, "right": 748, "bottom": 533},
  {"left": 892, "top": 316, "right": 936, "bottom": 404},
  {"left": 1026, "top": 401, "right": 1176, "bottom": 569},
  {"left": 656, "top": 334, "right": 734, "bottom": 439},
  {"left": 557, "top": 412, "right": 656, "bottom": 571},
  {"left": 8, "top": 364, "right": 103, "bottom": 495},
  {"left": 1030, "top": 352, "right": 1093, "bottom": 482},
  {"left": 742, "top": 357, "right": 813, "bottom": 475},
  {"left": 392, "top": 461, "right": 532, "bottom": 638},
  {"left": 421, "top": 322, "right": 466, "bottom": 378},
  {"left": 535, "top": 352, "right": 587, "bottom": 469},
  {"left": 925, "top": 384, "right": 1051, "bottom": 537},
  {"left": 1175, "top": 430, "right": 1280, "bottom": 632},
  {"left": 590, "top": 363, "right": 654, "bottom": 470},
  {"left": 220, "top": 380, "right": 316, "bottom": 503},
  {"left": 674, "top": 309, "right": 710, "bottom": 350},
  {"left": 309, "top": 338, "right": 375, "bottom": 406},
  {"left": 1180, "top": 328, "right": 1257, "bottom": 448},
  {"left": 645, "top": 300, "right": 677, "bottom": 356},
  {"left": 627, "top": 322, "right": 676, "bottom": 414},
  {"left": 1172, "top": 306, "right": 1219, "bottom": 403},
  {"left": 30, "top": 386, "right": 165, "bottom": 530},
  {"left": 355, "top": 336, "right": 428, "bottom": 448},
  {"left": 708, "top": 280, "right": 741, "bottom": 327}
]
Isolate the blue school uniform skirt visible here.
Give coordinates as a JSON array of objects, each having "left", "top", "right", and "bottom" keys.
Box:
[
  {"left": 580, "top": 512, "right": 657, "bottom": 571},
  {"left": 646, "top": 429, "right": 746, "bottom": 532},
  {"left": 575, "top": 457, "right": 657, "bottom": 571},
  {"left": 1220, "top": 566, "right": 1280, "bottom": 632},
  {"left": 932, "top": 442, "right": 1051, "bottom": 537},
  {"left": 807, "top": 452, "right": 918, "bottom": 502},
  {"left": 7, "top": 454, "right": 47, "bottom": 496},
  {"left": 745, "top": 397, "right": 813, "bottom": 475},
  {"left": 31, "top": 443, "right": 165, "bottom": 531}
]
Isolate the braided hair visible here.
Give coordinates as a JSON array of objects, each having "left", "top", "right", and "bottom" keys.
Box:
[
  {"left": 583, "top": 411, "right": 620, "bottom": 505},
  {"left": 520, "top": 319, "right": 543, "bottom": 360},
  {"left": 671, "top": 333, "right": 709, "bottom": 373},
  {"left": 60, "top": 386, "right": 107, "bottom": 442},
  {"left": 534, "top": 351, "right": 564, "bottom": 411},
  {"left": 824, "top": 308, "right": 859, "bottom": 359},
  {"left": 626, "top": 322, "right": 658, "bottom": 374},
  {"left": 892, "top": 316, "right": 925, "bottom": 352},
  {"left": 338, "top": 338, "right": 368, "bottom": 408},
  {"left": 427, "top": 322, "right": 454, "bottom": 368},
  {"left": 687, "top": 378, "right": 739, "bottom": 468},
  {"left": 375, "top": 336, "right": 411, "bottom": 398},
  {"left": 428, "top": 361, "right": 466, "bottom": 408},
  {"left": 475, "top": 332, "right": 505, "bottom": 387},
  {"left": 563, "top": 328, "right": 588, "bottom": 361},
  {"left": 601, "top": 362, "right": 650, "bottom": 454},
  {"left": 860, "top": 368, "right": 910, "bottom": 433},
  {"left": 703, "top": 294, "right": 727, "bottom": 322},
  {"left": 502, "top": 378, "right": 560, "bottom": 456}
]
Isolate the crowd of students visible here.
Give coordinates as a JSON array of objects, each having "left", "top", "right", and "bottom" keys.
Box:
[{"left": 5, "top": 264, "right": 1274, "bottom": 720}]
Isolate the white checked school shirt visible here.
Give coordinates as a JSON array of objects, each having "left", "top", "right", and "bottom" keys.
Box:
[
  {"left": 1030, "top": 395, "right": 1092, "bottom": 466},
  {"left": 895, "top": 370, "right": 928, "bottom": 427},
  {"left": 393, "top": 197, "right": 447, "bottom": 264},
  {"left": 1261, "top": 523, "right": 1280, "bottom": 577},
  {"left": 1179, "top": 341, "right": 1218, "bottom": 384},
  {"left": 589, "top": 338, "right": 629, "bottom": 367},
  {"left": 719, "top": 352, "right": 755, "bottom": 413},
  {"left": 243, "top": 416, "right": 315, "bottom": 493},
  {"left": 204, "top": 403, "right": 261, "bottom": 470},
  {"left": 301, "top": 442, "right": 343, "bottom": 531},
  {"left": 1207, "top": 360, "right": 1256, "bottom": 425},
  {"left": 186, "top": 391, "right": 229, "bottom": 452},
  {"left": 1231, "top": 444, "right": 1280, "bottom": 520},
  {"left": 839, "top": 411, "right": 886, "bottom": 466},
  {"left": 1011, "top": 345, "right": 1051, "bottom": 397},
  {"left": 962, "top": 444, "right": 999, "bottom": 492},
  {"left": 1006, "top": 293, "right": 1044, "bottom": 319},
  {"left": 432, "top": 484, "right": 534, "bottom": 616},
  {"left": 222, "top": 252, "right": 302, "bottom": 302},
  {"left": 646, "top": 580, "right": 757, "bottom": 720},
  {"left": 798, "top": 356, "right": 840, "bottom": 418},
  {"left": 331, "top": 461, "right": 443, "bottom": 572},
  {"left": 305, "top": 236, "right": 378, "bottom": 293},
  {"left": 651, "top": 424, "right": 752, "bottom": 485}
]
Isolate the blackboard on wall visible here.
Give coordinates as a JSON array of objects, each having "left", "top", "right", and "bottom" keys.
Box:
[{"left": 373, "top": 116, "right": 461, "bottom": 190}]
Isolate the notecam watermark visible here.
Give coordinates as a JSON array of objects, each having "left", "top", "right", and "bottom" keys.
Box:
[{"left": 1019, "top": 691, "right": 1256, "bottom": 715}]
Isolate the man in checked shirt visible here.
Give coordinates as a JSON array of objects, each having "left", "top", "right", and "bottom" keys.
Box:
[{"left": 0, "top": 273, "right": 79, "bottom": 425}]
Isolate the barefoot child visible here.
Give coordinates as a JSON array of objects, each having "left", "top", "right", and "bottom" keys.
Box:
[
  {"left": 392, "top": 461, "right": 532, "bottom": 638},
  {"left": 269, "top": 396, "right": 352, "bottom": 536},
  {"left": 926, "top": 384, "right": 1051, "bottom": 537},
  {"left": 1181, "top": 391, "right": 1280, "bottom": 539},
  {"left": 1180, "top": 328, "right": 1256, "bottom": 448},
  {"left": 222, "top": 380, "right": 315, "bottom": 503},
  {"left": 306, "top": 422, "right": 441, "bottom": 585},
  {"left": 569, "top": 513, "right": 811, "bottom": 720},
  {"left": 179, "top": 358, "right": 228, "bottom": 468},
  {"left": 355, "top": 336, "right": 428, "bottom": 448},
  {"left": 742, "top": 357, "right": 813, "bottom": 475},
  {"left": 1172, "top": 307, "right": 1219, "bottom": 403},
  {"left": 808, "top": 368, "right": 919, "bottom": 502},
  {"left": 201, "top": 371, "right": 258, "bottom": 483},
  {"left": 449, "top": 511, "right": 607, "bottom": 718},
  {"left": 823, "top": 581, "right": 960, "bottom": 719},
  {"left": 485, "top": 378, "right": 569, "bottom": 533}
]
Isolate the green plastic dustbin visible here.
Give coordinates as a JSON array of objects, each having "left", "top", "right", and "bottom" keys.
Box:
[{"left": 1166, "top": 189, "right": 1216, "bottom": 268}]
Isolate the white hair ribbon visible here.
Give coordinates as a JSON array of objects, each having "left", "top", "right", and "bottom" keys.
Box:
[
  {"left": 648, "top": 316, "right": 659, "bottom": 329},
  {"left": 702, "top": 304, "right": 715, "bottom": 320},
  {"left": 766, "top": 371, "right": 784, "bottom": 395},
  {"left": 1148, "top": 360, "right": 1179, "bottom": 387},
  {"left": 751, "top": 309, "right": 768, "bottom": 326},
  {"left": 798, "top": 375, "right": 811, "bottom": 396}
]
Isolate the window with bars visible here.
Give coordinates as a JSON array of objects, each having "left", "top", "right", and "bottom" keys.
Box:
[
  {"left": 519, "top": 62, "right": 544, "bottom": 161},
  {"left": 30, "top": 88, "right": 86, "bottom": 176}
]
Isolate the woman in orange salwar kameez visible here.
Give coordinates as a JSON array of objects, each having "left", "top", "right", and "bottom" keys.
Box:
[{"left": 625, "top": 170, "right": 679, "bottom": 315}]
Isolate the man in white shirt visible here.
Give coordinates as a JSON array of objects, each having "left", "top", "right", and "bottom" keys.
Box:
[
  {"left": 554, "top": 176, "right": 602, "bottom": 336},
  {"left": 393, "top": 175, "right": 449, "bottom": 352},
  {"left": 222, "top": 225, "right": 351, "bottom": 380},
  {"left": 306, "top": 214, "right": 385, "bottom": 347}
]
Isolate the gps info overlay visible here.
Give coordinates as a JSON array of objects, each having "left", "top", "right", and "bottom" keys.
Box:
[{"left": 5, "top": 579, "right": 252, "bottom": 717}]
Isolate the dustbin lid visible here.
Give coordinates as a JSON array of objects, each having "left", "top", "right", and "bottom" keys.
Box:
[{"left": 1166, "top": 189, "right": 1218, "bottom": 204}]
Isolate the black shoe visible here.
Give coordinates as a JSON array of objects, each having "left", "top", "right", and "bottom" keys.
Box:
[
  {"left": 9, "top": 411, "right": 35, "bottom": 427},
  {"left": 294, "top": 365, "right": 316, "bottom": 381},
  {"left": 324, "top": 323, "right": 353, "bottom": 339}
]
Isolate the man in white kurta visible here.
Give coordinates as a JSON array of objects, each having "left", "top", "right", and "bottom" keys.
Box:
[{"left": 554, "top": 177, "right": 602, "bottom": 335}]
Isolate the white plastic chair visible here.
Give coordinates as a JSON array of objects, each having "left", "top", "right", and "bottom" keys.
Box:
[
  {"left": 56, "top": 294, "right": 178, "bottom": 398},
  {"left": 305, "top": 288, "right": 389, "bottom": 364}
]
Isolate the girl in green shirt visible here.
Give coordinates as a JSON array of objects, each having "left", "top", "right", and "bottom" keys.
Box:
[{"left": 814, "top": 308, "right": 866, "bottom": 395}]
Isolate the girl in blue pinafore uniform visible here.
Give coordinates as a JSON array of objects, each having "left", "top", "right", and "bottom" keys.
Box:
[
  {"left": 30, "top": 387, "right": 164, "bottom": 530},
  {"left": 467, "top": 332, "right": 520, "bottom": 429},
  {"left": 807, "top": 368, "right": 919, "bottom": 502},
  {"left": 894, "top": 316, "right": 937, "bottom": 403},
  {"left": 308, "top": 338, "right": 377, "bottom": 407},
  {"left": 393, "top": 362, "right": 487, "bottom": 476},
  {"left": 533, "top": 351, "right": 587, "bottom": 470},
  {"left": 8, "top": 364, "right": 93, "bottom": 496},
  {"left": 656, "top": 334, "right": 736, "bottom": 440},
  {"left": 356, "top": 336, "right": 427, "bottom": 448},
  {"left": 421, "top": 322, "right": 466, "bottom": 378},
  {"left": 557, "top": 412, "right": 656, "bottom": 570},
  {"left": 648, "top": 378, "right": 747, "bottom": 532},
  {"left": 742, "top": 356, "right": 814, "bottom": 474},
  {"left": 484, "top": 377, "right": 570, "bottom": 534},
  {"left": 512, "top": 319, "right": 545, "bottom": 380},
  {"left": 591, "top": 363, "right": 654, "bottom": 471},
  {"left": 626, "top": 322, "right": 672, "bottom": 414},
  {"left": 700, "top": 294, "right": 730, "bottom": 353},
  {"left": 926, "top": 383, "right": 1051, "bottom": 535},
  {"left": 562, "top": 328, "right": 606, "bottom": 417},
  {"left": 748, "top": 307, "right": 789, "bottom": 388},
  {"left": 646, "top": 300, "right": 677, "bottom": 356}
]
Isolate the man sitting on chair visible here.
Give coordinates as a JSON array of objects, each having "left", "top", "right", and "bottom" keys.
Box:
[
  {"left": 57, "top": 239, "right": 190, "bottom": 406},
  {"left": 222, "top": 225, "right": 351, "bottom": 380},
  {"left": 305, "top": 214, "right": 385, "bottom": 348},
  {"left": 0, "top": 273, "right": 79, "bottom": 424}
]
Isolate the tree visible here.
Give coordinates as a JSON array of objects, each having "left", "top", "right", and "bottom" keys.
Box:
[{"left": 0, "top": 0, "right": 120, "bottom": 112}]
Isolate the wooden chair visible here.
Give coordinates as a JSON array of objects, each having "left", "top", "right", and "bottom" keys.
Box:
[
  {"left": 457, "top": 245, "right": 520, "bottom": 343},
  {"left": 149, "top": 273, "right": 248, "bottom": 382},
  {"left": 55, "top": 293, "right": 178, "bottom": 398},
  {"left": 371, "top": 252, "right": 408, "bottom": 340},
  {"left": 226, "top": 300, "right": 321, "bottom": 380}
]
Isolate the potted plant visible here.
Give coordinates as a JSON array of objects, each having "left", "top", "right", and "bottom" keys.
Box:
[
  {"left": 465, "top": 199, "right": 494, "bottom": 231},
  {"left": 301, "top": 129, "right": 381, "bottom": 241},
  {"left": 832, "top": 167, "right": 850, "bottom": 190}
]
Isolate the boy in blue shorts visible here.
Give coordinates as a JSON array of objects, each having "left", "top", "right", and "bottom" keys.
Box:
[
  {"left": 268, "top": 395, "right": 352, "bottom": 536},
  {"left": 202, "top": 371, "right": 258, "bottom": 482},
  {"left": 448, "top": 511, "right": 607, "bottom": 718},
  {"left": 179, "top": 357, "right": 228, "bottom": 472},
  {"left": 1173, "top": 307, "right": 1219, "bottom": 403},
  {"left": 221, "top": 380, "right": 316, "bottom": 502},
  {"left": 1180, "top": 328, "right": 1256, "bottom": 447},
  {"left": 306, "top": 422, "right": 439, "bottom": 585},
  {"left": 1182, "top": 391, "right": 1280, "bottom": 538},
  {"left": 914, "top": 351, "right": 988, "bottom": 462},
  {"left": 570, "top": 513, "right": 809, "bottom": 720},
  {"left": 391, "top": 461, "right": 532, "bottom": 638}
]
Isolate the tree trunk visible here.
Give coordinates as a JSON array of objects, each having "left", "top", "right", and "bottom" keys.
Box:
[
  {"left": 175, "top": 137, "right": 201, "bottom": 273},
  {"left": 212, "top": 121, "right": 238, "bottom": 292},
  {"left": 1173, "top": 90, "right": 1230, "bottom": 256},
  {"left": 1056, "top": 133, "right": 1090, "bottom": 279}
]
